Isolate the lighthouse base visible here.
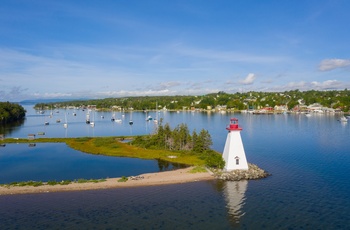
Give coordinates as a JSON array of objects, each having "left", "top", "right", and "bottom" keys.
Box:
[{"left": 214, "top": 163, "right": 270, "bottom": 181}]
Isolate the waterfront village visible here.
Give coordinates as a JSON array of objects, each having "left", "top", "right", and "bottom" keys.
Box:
[
  {"left": 34, "top": 90, "right": 350, "bottom": 115},
  {"left": 48, "top": 100, "right": 346, "bottom": 115}
]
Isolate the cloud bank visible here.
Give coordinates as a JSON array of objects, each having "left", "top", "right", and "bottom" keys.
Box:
[{"left": 319, "top": 59, "right": 350, "bottom": 71}]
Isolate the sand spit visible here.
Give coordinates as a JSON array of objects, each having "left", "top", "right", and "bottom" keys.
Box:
[{"left": 0, "top": 167, "right": 214, "bottom": 196}]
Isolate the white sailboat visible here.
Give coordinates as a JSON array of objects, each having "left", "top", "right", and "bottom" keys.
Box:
[
  {"left": 86, "top": 111, "right": 90, "bottom": 124},
  {"left": 44, "top": 115, "right": 49, "bottom": 125},
  {"left": 63, "top": 112, "right": 68, "bottom": 128},
  {"left": 90, "top": 110, "right": 95, "bottom": 127},
  {"left": 153, "top": 102, "right": 158, "bottom": 124}
]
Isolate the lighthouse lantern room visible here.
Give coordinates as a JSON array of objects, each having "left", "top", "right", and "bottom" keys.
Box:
[{"left": 222, "top": 118, "right": 249, "bottom": 171}]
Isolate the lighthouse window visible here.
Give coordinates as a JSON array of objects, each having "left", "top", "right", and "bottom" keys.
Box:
[{"left": 236, "top": 158, "right": 239, "bottom": 165}]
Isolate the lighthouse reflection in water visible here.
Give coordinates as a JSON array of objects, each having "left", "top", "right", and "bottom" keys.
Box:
[{"left": 223, "top": 180, "right": 248, "bottom": 223}]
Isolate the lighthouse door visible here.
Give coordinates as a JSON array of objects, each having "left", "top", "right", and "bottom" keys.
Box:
[{"left": 235, "top": 156, "right": 240, "bottom": 165}]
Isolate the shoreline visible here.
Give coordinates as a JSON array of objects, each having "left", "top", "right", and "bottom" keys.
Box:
[{"left": 0, "top": 167, "right": 215, "bottom": 196}]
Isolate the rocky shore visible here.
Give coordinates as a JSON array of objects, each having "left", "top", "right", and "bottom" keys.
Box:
[{"left": 212, "top": 163, "right": 270, "bottom": 181}]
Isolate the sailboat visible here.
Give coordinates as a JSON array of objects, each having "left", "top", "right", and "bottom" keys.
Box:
[
  {"left": 111, "top": 110, "right": 115, "bottom": 121},
  {"left": 63, "top": 112, "right": 68, "bottom": 128},
  {"left": 86, "top": 111, "right": 90, "bottom": 124},
  {"left": 44, "top": 115, "right": 49, "bottom": 125},
  {"left": 146, "top": 114, "right": 153, "bottom": 121},
  {"left": 153, "top": 102, "right": 158, "bottom": 124},
  {"left": 129, "top": 111, "right": 133, "bottom": 125},
  {"left": 90, "top": 110, "right": 95, "bottom": 127}
]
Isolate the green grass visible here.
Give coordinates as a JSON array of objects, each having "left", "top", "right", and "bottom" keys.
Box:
[
  {"left": 117, "top": 176, "right": 128, "bottom": 182},
  {"left": 189, "top": 166, "right": 208, "bottom": 173},
  {"left": 1, "top": 136, "right": 207, "bottom": 166},
  {"left": 5, "top": 181, "right": 43, "bottom": 187},
  {"left": 0, "top": 178, "right": 108, "bottom": 187},
  {"left": 76, "top": 178, "right": 107, "bottom": 183}
]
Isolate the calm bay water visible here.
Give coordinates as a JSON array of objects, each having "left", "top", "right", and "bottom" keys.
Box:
[
  {"left": 0, "top": 143, "right": 184, "bottom": 184},
  {"left": 0, "top": 105, "right": 350, "bottom": 229}
]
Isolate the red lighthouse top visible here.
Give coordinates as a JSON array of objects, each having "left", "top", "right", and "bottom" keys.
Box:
[{"left": 226, "top": 118, "right": 242, "bottom": 131}]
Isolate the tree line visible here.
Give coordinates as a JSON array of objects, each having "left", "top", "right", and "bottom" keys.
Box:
[
  {"left": 0, "top": 102, "right": 26, "bottom": 124},
  {"left": 131, "top": 120, "right": 225, "bottom": 168}
]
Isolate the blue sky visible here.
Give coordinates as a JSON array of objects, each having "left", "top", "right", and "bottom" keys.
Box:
[{"left": 1, "top": 0, "right": 350, "bottom": 102}]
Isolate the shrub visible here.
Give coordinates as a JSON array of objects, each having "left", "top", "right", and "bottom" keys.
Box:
[
  {"left": 47, "top": 180, "right": 58, "bottom": 186},
  {"left": 118, "top": 176, "right": 128, "bottom": 182},
  {"left": 202, "top": 151, "right": 225, "bottom": 169},
  {"left": 60, "top": 180, "right": 72, "bottom": 185}
]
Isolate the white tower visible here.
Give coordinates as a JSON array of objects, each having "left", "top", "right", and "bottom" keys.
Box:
[{"left": 222, "top": 118, "right": 249, "bottom": 171}]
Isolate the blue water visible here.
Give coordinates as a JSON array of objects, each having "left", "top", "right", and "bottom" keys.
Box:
[
  {"left": 0, "top": 105, "right": 350, "bottom": 229},
  {"left": 0, "top": 143, "right": 183, "bottom": 184}
]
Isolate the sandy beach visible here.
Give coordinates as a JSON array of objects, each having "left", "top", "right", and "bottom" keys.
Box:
[{"left": 0, "top": 167, "right": 215, "bottom": 195}]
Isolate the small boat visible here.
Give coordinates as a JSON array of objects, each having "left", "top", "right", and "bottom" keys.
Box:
[
  {"left": 86, "top": 112, "right": 90, "bottom": 124},
  {"left": 56, "top": 119, "right": 61, "bottom": 123},
  {"left": 146, "top": 115, "right": 153, "bottom": 121},
  {"left": 90, "top": 110, "right": 95, "bottom": 127},
  {"left": 129, "top": 112, "right": 133, "bottom": 125},
  {"left": 115, "top": 118, "right": 122, "bottom": 123},
  {"left": 37, "top": 132, "right": 45, "bottom": 135},
  {"left": 340, "top": 116, "right": 348, "bottom": 122},
  {"left": 0, "top": 144, "right": 6, "bottom": 147},
  {"left": 305, "top": 113, "right": 312, "bottom": 117},
  {"left": 28, "top": 143, "right": 36, "bottom": 147},
  {"left": 63, "top": 113, "right": 68, "bottom": 128},
  {"left": 44, "top": 121, "right": 49, "bottom": 125}
]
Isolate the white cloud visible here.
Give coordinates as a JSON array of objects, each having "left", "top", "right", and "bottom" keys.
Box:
[
  {"left": 159, "top": 81, "right": 182, "bottom": 89},
  {"left": 32, "top": 92, "right": 73, "bottom": 98},
  {"left": 319, "top": 59, "right": 350, "bottom": 71},
  {"left": 310, "top": 80, "right": 344, "bottom": 89},
  {"left": 239, "top": 73, "right": 256, "bottom": 85},
  {"left": 264, "top": 80, "right": 349, "bottom": 92}
]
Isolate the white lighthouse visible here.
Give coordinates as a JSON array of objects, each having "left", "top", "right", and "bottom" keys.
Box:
[{"left": 222, "top": 118, "right": 249, "bottom": 171}]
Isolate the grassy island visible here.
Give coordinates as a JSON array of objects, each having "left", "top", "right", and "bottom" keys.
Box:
[
  {"left": 1, "top": 122, "right": 225, "bottom": 168},
  {"left": 1, "top": 136, "right": 207, "bottom": 166}
]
